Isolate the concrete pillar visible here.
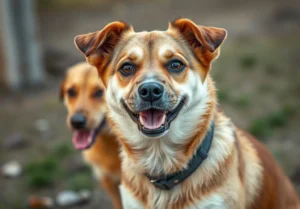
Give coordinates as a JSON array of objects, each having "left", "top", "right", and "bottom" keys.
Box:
[{"left": 0, "top": 0, "right": 44, "bottom": 91}]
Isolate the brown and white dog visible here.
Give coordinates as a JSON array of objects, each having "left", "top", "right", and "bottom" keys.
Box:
[
  {"left": 74, "top": 19, "right": 300, "bottom": 209},
  {"left": 60, "top": 62, "right": 122, "bottom": 209}
]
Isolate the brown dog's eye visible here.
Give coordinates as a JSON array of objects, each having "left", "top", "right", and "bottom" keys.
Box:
[
  {"left": 167, "top": 60, "right": 185, "bottom": 73},
  {"left": 119, "top": 63, "right": 136, "bottom": 76},
  {"left": 67, "top": 88, "right": 77, "bottom": 98},
  {"left": 93, "top": 89, "right": 103, "bottom": 98}
]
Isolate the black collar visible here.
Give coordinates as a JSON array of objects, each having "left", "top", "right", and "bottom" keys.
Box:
[
  {"left": 145, "top": 122, "right": 215, "bottom": 190},
  {"left": 95, "top": 117, "right": 107, "bottom": 135}
]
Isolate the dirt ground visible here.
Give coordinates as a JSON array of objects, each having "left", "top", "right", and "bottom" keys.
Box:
[{"left": 1, "top": 0, "right": 300, "bottom": 208}]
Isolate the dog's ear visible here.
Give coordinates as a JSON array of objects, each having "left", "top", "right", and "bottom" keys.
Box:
[
  {"left": 74, "top": 21, "right": 132, "bottom": 77},
  {"left": 170, "top": 18, "right": 227, "bottom": 67},
  {"left": 59, "top": 79, "right": 66, "bottom": 102}
]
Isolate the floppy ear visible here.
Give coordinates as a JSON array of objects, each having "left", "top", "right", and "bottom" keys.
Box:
[
  {"left": 59, "top": 79, "right": 66, "bottom": 102},
  {"left": 170, "top": 18, "right": 227, "bottom": 67},
  {"left": 74, "top": 21, "right": 132, "bottom": 77}
]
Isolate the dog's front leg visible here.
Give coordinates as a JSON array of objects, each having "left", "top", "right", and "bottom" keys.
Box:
[{"left": 101, "top": 175, "right": 123, "bottom": 209}]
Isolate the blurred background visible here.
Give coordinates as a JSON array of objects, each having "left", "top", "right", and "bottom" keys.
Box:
[{"left": 0, "top": 0, "right": 300, "bottom": 208}]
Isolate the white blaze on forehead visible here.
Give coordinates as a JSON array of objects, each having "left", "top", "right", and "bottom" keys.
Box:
[
  {"left": 158, "top": 44, "right": 175, "bottom": 58},
  {"left": 127, "top": 46, "right": 144, "bottom": 62}
]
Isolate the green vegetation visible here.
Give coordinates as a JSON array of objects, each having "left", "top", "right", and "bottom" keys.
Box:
[
  {"left": 25, "top": 157, "right": 60, "bottom": 188},
  {"left": 248, "top": 108, "right": 291, "bottom": 140},
  {"left": 217, "top": 90, "right": 230, "bottom": 103},
  {"left": 51, "top": 141, "right": 74, "bottom": 159},
  {"left": 217, "top": 89, "right": 251, "bottom": 110},
  {"left": 25, "top": 141, "right": 75, "bottom": 188},
  {"left": 232, "top": 96, "right": 251, "bottom": 109},
  {"left": 267, "top": 111, "right": 289, "bottom": 128},
  {"left": 282, "top": 104, "right": 298, "bottom": 117},
  {"left": 239, "top": 54, "right": 257, "bottom": 70},
  {"left": 66, "top": 172, "right": 94, "bottom": 191},
  {"left": 248, "top": 118, "right": 271, "bottom": 139},
  {"left": 25, "top": 153, "right": 94, "bottom": 190}
]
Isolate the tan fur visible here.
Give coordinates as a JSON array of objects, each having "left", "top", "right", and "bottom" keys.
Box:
[
  {"left": 74, "top": 19, "right": 300, "bottom": 209},
  {"left": 60, "top": 62, "right": 122, "bottom": 209}
]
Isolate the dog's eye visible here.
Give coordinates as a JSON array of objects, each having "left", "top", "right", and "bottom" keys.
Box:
[
  {"left": 119, "top": 63, "right": 136, "bottom": 76},
  {"left": 67, "top": 88, "right": 77, "bottom": 98},
  {"left": 167, "top": 60, "right": 185, "bottom": 72},
  {"left": 93, "top": 89, "right": 103, "bottom": 98}
]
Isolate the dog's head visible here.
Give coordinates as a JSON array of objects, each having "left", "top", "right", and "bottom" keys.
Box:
[
  {"left": 60, "top": 62, "right": 107, "bottom": 150},
  {"left": 74, "top": 19, "right": 226, "bottom": 144}
]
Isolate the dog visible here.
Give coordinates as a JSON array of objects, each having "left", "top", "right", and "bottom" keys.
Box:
[
  {"left": 60, "top": 62, "right": 122, "bottom": 209},
  {"left": 74, "top": 19, "right": 300, "bottom": 209}
]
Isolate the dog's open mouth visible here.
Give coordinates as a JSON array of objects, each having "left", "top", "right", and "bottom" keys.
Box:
[
  {"left": 124, "top": 99, "right": 185, "bottom": 137},
  {"left": 72, "top": 118, "right": 106, "bottom": 150},
  {"left": 72, "top": 130, "right": 96, "bottom": 150}
]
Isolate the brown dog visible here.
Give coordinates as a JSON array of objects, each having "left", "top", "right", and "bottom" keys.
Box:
[
  {"left": 74, "top": 19, "right": 300, "bottom": 209},
  {"left": 60, "top": 62, "right": 122, "bottom": 209}
]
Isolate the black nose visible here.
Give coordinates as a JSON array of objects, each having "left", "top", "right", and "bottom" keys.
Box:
[
  {"left": 138, "top": 82, "right": 164, "bottom": 102},
  {"left": 71, "top": 113, "right": 86, "bottom": 129}
]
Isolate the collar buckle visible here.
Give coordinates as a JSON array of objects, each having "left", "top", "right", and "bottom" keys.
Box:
[{"left": 152, "top": 179, "right": 174, "bottom": 190}]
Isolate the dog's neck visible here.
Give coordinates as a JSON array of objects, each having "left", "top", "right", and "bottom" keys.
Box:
[
  {"left": 100, "top": 121, "right": 115, "bottom": 136},
  {"left": 116, "top": 76, "right": 222, "bottom": 176},
  {"left": 117, "top": 76, "right": 236, "bottom": 208}
]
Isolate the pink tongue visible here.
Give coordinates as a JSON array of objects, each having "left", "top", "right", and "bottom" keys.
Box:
[
  {"left": 72, "top": 130, "right": 93, "bottom": 150},
  {"left": 139, "top": 109, "right": 166, "bottom": 130}
]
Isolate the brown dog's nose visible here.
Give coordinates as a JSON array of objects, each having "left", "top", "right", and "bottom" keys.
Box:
[
  {"left": 71, "top": 113, "right": 86, "bottom": 129},
  {"left": 138, "top": 82, "right": 164, "bottom": 102}
]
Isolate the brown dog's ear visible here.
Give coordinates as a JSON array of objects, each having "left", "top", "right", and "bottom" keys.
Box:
[
  {"left": 59, "top": 79, "right": 65, "bottom": 102},
  {"left": 170, "top": 18, "right": 227, "bottom": 66},
  {"left": 74, "top": 21, "right": 132, "bottom": 75}
]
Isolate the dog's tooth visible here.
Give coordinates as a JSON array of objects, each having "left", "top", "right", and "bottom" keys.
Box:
[
  {"left": 139, "top": 116, "right": 144, "bottom": 126},
  {"left": 162, "top": 114, "right": 166, "bottom": 122}
]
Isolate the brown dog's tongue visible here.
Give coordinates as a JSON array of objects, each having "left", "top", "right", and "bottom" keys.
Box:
[
  {"left": 72, "top": 130, "right": 93, "bottom": 150},
  {"left": 139, "top": 109, "right": 166, "bottom": 129}
]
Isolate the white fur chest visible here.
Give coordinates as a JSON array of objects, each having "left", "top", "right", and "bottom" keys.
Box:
[
  {"left": 186, "top": 195, "right": 227, "bottom": 209},
  {"left": 119, "top": 184, "right": 145, "bottom": 209},
  {"left": 120, "top": 183, "right": 228, "bottom": 209}
]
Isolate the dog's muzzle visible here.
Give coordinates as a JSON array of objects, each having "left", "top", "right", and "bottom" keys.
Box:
[{"left": 123, "top": 82, "right": 185, "bottom": 137}]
